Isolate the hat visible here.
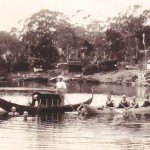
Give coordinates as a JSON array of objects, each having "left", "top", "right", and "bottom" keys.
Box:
[
  {"left": 58, "top": 75, "right": 63, "bottom": 79},
  {"left": 33, "top": 94, "right": 38, "bottom": 99}
]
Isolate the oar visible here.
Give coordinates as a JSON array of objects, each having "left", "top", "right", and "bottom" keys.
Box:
[
  {"left": 56, "top": 87, "right": 76, "bottom": 111},
  {"left": 64, "top": 95, "right": 76, "bottom": 112},
  {"left": 114, "top": 108, "right": 124, "bottom": 114}
]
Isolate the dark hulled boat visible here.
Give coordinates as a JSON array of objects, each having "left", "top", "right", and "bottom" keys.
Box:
[{"left": 0, "top": 92, "right": 93, "bottom": 115}]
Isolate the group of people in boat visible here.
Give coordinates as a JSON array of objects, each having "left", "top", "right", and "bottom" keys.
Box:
[
  {"left": 106, "top": 94, "right": 133, "bottom": 109},
  {"left": 77, "top": 93, "right": 150, "bottom": 115},
  {"left": 106, "top": 94, "right": 150, "bottom": 109}
]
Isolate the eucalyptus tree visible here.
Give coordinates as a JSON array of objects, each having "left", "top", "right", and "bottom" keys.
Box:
[
  {"left": 21, "top": 9, "right": 70, "bottom": 69},
  {"left": 0, "top": 31, "right": 24, "bottom": 72},
  {"left": 105, "top": 5, "right": 150, "bottom": 62}
]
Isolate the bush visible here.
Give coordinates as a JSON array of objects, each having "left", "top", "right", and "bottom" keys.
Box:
[{"left": 83, "top": 64, "right": 99, "bottom": 75}]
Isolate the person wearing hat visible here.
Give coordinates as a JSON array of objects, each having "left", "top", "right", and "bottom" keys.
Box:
[
  {"left": 118, "top": 95, "right": 130, "bottom": 108},
  {"left": 55, "top": 75, "right": 67, "bottom": 94},
  {"left": 55, "top": 75, "right": 67, "bottom": 105}
]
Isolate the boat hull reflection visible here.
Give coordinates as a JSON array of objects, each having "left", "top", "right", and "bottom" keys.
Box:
[{"left": 33, "top": 113, "right": 65, "bottom": 124}]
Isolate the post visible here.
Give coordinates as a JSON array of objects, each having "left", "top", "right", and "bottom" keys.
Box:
[
  {"left": 135, "top": 37, "right": 138, "bottom": 59},
  {"left": 145, "top": 51, "right": 147, "bottom": 70},
  {"left": 67, "top": 45, "right": 69, "bottom": 63},
  {"left": 142, "top": 33, "right": 147, "bottom": 70},
  {"left": 142, "top": 33, "right": 146, "bottom": 49}
]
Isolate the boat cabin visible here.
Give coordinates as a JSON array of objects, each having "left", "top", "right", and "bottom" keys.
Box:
[{"left": 31, "top": 92, "right": 63, "bottom": 107}]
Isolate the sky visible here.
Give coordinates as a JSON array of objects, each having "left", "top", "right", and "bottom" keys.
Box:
[{"left": 0, "top": 0, "right": 149, "bottom": 31}]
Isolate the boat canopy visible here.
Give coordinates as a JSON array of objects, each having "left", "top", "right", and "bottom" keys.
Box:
[{"left": 32, "top": 92, "right": 63, "bottom": 107}]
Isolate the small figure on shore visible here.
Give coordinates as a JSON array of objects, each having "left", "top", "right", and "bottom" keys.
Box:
[
  {"left": 118, "top": 95, "right": 130, "bottom": 108},
  {"left": 130, "top": 96, "right": 139, "bottom": 108},
  {"left": 8, "top": 107, "right": 19, "bottom": 116},
  {"left": 105, "top": 94, "right": 115, "bottom": 108},
  {"left": 142, "top": 95, "right": 150, "bottom": 107}
]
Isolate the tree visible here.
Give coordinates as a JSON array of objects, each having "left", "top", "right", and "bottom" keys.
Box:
[
  {"left": 21, "top": 10, "right": 67, "bottom": 69},
  {"left": 31, "top": 34, "right": 59, "bottom": 69},
  {"left": 55, "top": 26, "right": 76, "bottom": 62},
  {"left": 105, "top": 5, "right": 150, "bottom": 62},
  {"left": 106, "top": 28, "right": 123, "bottom": 60},
  {"left": 0, "top": 31, "right": 25, "bottom": 72}
]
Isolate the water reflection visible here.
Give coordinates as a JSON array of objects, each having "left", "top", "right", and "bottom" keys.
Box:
[
  {"left": 0, "top": 82, "right": 150, "bottom": 149},
  {"left": 1, "top": 80, "right": 150, "bottom": 98},
  {"left": 37, "top": 113, "right": 65, "bottom": 124},
  {"left": 0, "top": 110, "right": 150, "bottom": 150}
]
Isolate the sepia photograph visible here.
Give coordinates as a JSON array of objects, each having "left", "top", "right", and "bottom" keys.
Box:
[{"left": 0, "top": 0, "right": 150, "bottom": 149}]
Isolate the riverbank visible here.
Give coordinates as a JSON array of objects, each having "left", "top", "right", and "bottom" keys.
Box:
[
  {"left": 6, "top": 69, "right": 149, "bottom": 86},
  {"left": 67, "top": 69, "right": 148, "bottom": 85}
]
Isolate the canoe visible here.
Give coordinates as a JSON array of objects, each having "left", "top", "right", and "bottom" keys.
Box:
[
  {"left": 83, "top": 104, "right": 150, "bottom": 115},
  {"left": 83, "top": 104, "right": 121, "bottom": 115},
  {"left": 126, "top": 107, "right": 150, "bottom": 115},
  {"left": 0, "top": 92, "right": 93, "bottom": 115}
]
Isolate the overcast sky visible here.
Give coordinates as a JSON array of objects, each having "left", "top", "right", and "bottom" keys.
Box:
[{"left": 0, "top": 0, "right": 149, "bottom": 31}]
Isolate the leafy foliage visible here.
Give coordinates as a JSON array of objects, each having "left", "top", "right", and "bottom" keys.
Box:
[{"left": 1, "top": 5, "right": 150, "bottom": 73}]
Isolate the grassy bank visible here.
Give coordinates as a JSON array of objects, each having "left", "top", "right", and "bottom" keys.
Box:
[{"left": 5, "top": 69, "right": 148, "bottom": 86}]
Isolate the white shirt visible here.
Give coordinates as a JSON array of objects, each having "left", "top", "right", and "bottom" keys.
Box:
[
  {"left": 34, "top": 100, "right": 39, "bottom": 107},
  {"left": 56, "top": 81, "right": 66, "bottom": 93}
]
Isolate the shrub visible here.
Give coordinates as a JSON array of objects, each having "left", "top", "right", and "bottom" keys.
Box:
[{"left": 83, "top": 64, "right": 99, "bottom": 75}]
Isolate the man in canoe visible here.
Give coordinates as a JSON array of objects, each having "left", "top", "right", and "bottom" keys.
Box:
[
  {"left": 105, "top": 94, "right": 115, "bottom": 108},
  {"left": 130, "top": 96, "right": 139, "bottom": 108},
  {"left": 142, "top": 94, "right": 150, "bottom": 107},
  {"left": 118, "top": 95, "right": 130, "bottom": 108}
]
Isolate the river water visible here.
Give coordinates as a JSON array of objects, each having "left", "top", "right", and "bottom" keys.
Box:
[{"left": 0, "top": 81, "right": 150, "bottom": 150}]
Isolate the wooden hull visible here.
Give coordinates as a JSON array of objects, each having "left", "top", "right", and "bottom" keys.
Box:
[
  {"left": 83, "top": 104, "right": 150, "bottom": 115},
  {"left": 128, "top": 107, "right": 150, "bottom": 115},
  {"left": 0, "top": 96, "right": 93, "bottom": 115},
  {"left": 83, "top": 104, "right": 121, "bottom": 115}
]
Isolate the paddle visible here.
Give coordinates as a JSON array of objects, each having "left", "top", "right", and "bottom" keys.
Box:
[
  {"left": 113, "top": 108, "right": 124, "bottom": 114},
  {"left": 56, "top": 88, "right": 76, "bottom": 111},
  {"left": 63, "top": 95, "right": 76, "bottom": 112}
]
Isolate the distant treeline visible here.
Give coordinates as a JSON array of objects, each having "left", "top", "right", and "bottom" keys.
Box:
[{"left": 0, "top": 5, "right": 149, "bottom": 73}]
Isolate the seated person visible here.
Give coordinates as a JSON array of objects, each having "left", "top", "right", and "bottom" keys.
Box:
[
  {"left": 118, "top": 95, "right": 130, "bottom": 108},
  {"left": 32, "top": 94, "right": 40, "bottom": 107},
  {"left": 106, "top": 94, "right": 115, "bottom": 108},
  {"left": 130, "top": 96, "right": 139, "bottom": 108},
  {"left": 142, "top": 95, "right": 150, "bottom": 107}
]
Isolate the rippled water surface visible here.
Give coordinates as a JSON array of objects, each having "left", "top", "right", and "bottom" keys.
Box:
[{"left": 0, "top": 82, "right": 150, "bottom": 150}]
